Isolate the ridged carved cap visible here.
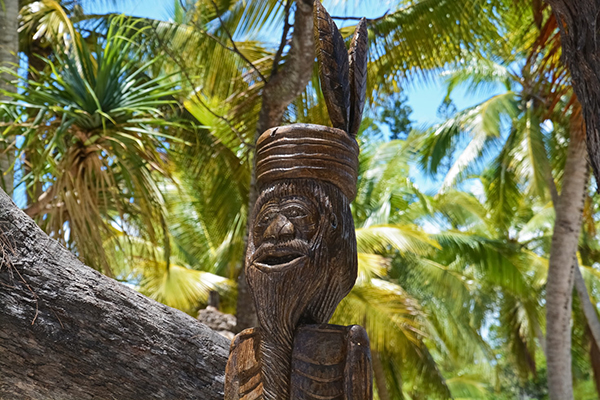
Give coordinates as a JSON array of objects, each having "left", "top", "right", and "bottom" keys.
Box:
[{"left": 256, "top": 123, "right": 359, "bottom": 201}]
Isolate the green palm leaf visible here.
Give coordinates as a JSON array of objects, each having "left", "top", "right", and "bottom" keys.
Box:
[{"left": 357, "top": 224, "right": 440, "bottom": 256}]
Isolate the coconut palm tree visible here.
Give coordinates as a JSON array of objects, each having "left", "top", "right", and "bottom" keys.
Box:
[
  {"left": 11, "top": 2, "right": 597, "bottom": 397},
  {"left": 416, "top": 4, "right": 600, "bottom": 396},
  {"left": 140, "top": 0, "right": 516, "bottom": 330},
  {"left": 0, "top": 0, "right": 20, "bottom": 195}
]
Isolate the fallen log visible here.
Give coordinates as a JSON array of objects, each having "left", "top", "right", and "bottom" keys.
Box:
[{"left": 0, "top": 189, "right": 229, "bottom": 399}]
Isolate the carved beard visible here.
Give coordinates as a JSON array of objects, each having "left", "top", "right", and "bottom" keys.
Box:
[
  {"left": 245, "top": 179, "right": 357, "bottom": 400},
  {"left": 246, "top": 246, "right": 325, "bottom": 400}
]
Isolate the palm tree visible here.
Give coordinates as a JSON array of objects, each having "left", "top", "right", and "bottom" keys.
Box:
[
  {"left": 416, "top": 5, "right": 600, "bottom": 396},
  {"left": 114, "top": 4, "right": 575, "bottom": 397},
  {"left": 333, "top": 134, "right": 550, "bottom": 399},
  {"left": 110, "top": 129, "right": 517, "bottom": 398},
  {"left": 147, "top": 0, "right": 517, "bottom": 330},
  {"left": 0, "top": 0, "right": 20, "bottom": 196},
  {"left": 11, "top": 2, "right": 597, "bottom": 397}
]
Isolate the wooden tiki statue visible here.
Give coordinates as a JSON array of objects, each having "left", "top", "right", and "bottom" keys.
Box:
[{"left": 225, "top": 3, "right": 371, "bottom": 400}]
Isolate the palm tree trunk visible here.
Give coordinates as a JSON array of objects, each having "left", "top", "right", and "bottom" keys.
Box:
[
  {"left": 0, "top": 0, "right": 19, "bottom": 196},
  {"left": 547, "top": 152, "right": 600, "bottom": 354},
  {"left": 372, "top": 351, "right": 392, "bottom": 400},
  {"left": 574, "top": 263, "right": 600, "bottom": 348},
  {"left": 591, "top": 328, "right": 600, "bottom": 398},
  {"left": 545, "top": 121, "right": 588, "bottom": 400},
  {"left": 236, "top": 0, "right": 316, "bottom": 331},
  {"left": 575, "top": 262, "right": 600, "bottom": 400},
  {"left": 546, "top": 0, "right": 600, "bottom": 399},
  {"left": 545, "top": 1, "right": 600, "bottom": 191}
]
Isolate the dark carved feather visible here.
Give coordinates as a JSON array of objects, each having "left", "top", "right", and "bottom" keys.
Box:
[
  {"left": 314, "top": 1, "right": 350, "bottom": 132},
  {"left": 348, "top": 18, "right": 368, "bottom": 138}
]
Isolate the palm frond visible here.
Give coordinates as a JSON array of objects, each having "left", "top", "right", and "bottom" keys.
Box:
[{"left": 356, "top": 224, "right": 440, "bottom": 257}]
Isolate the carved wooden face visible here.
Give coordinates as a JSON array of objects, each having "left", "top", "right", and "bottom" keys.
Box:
[
  {"left": 246, "top": 179, "right": 357, "bottom": 339},
  {"left": 250, "top": 194, "right": 321, "bottom": 274}
]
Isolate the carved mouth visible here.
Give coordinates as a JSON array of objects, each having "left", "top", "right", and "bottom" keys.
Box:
[{"left": 253, "top": 249, "right": 307, "bottom": 272}]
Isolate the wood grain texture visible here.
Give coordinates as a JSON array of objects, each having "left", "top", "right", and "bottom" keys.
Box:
[
  {"left": 255, "top": 124, "right": 359, "bottom": 201},
  {"left": 225, "top": 328, "right": 264, "bottom": 400},
  {"left": 239, "top": 0, "right": 316, "bottom": 335},
  {"left": 314, "top": 1, "right": 351, "bottom": 132},
  {"left": 245, "top": 176, "right": 358, "bottom": 399},
  {"left": 291, "top": 325, "right": 349, "bottom": 400},
  {"left": 226, "top": 4, "right": 372, "bottom": 397},
  {"left": 226, "top": 325, "right": 372, "bottom": 400},
  {"left": 0, "top": 189, "right": 229, "bottom": 400},
  {"left": 345, "top": 325, "right": 373, "bottom": 400},
  {"left": 348, "top": 18, "right": 368, "bottom": 138}
]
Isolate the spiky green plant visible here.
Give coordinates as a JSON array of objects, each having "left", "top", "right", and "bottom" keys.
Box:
[{"left": 0, "top": 17, "right": 183, "bottom": 274}]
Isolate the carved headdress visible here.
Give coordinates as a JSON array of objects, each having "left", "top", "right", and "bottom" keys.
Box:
[
  {"left": 255, "top": 124, "right": 359, "bottom": 201},
  {"left": 255, "top": 2, "right": 368, "bottom": 202}
]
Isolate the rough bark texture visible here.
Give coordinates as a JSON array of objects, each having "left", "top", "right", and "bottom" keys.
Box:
[
  {"left": 255, "top": 0, "right": 316, "bottom": 138},
  {"left": 0, "top": 188, "right": 229, "bottom": 400},
  {"left": 544, "top": 0, "right": 600, "bottom": 187},
  {"left": 237, "top": 0, "right": 316, "bottom": 332},
  {"left": 545, "top": 126, "right": 588, "bottom": 400},
  {"left": 0, "top": 0, "right": 19, "bottom": 196},
  {"left": 547, "top": 155, "right": 600, "bottom": 354},
  {"left": 539, "top": 1, "right": 600, "bottom": 391},
  {"left": 372, "top": 351, "right": 391, "bottom": 400}
]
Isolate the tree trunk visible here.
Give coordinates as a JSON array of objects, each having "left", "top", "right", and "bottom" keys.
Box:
[
  {"left": 574, "top": 263, "right": 600, "bottom": 348},
  {"left": 539, "top": 3, "right": 600, "bottom": 394},
  {"left": 547, "top": 154, "right": 600, "bottom": 354},
  {"left": 236, "top": 0, "right": 316, "bottom": 331},
  {"left": 372, "top": 351, "right": 392, "bottom": 400},
  {"left": 545, "top": 123, "right": 588, "bottom": 400},
  {"left": 0, "top": 0, "right": 19, "bottom": 196},
  {"left": 544, "top": 1, "right": 600, "bottom": 189},
  {"left": 0, "top": 188, "right": 229, "bottom": 399}
]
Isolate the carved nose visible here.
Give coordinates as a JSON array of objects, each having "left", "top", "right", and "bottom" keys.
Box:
[{"left": 264, "top": 214, "right": 295, "bottom": 241}]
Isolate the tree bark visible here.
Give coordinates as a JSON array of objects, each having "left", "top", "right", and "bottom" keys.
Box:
[
  {"left": 236, "top": 0, "right": 316, "bottom": 332},
  {"left": 0, "top": 0, "right": 19, "bottom": 196},
  {"left": 0, "top": 188, "right": 230, "bottom": 399},
  {"left": 591, "top": 327, "right": 600, "bottom": 399},
  {"left": 544, "top": 0, "right": 600, "bottom": 188},
  {"left": 372, "top": 351, "right": 392, "bottom": 400},
  {"left": 545, "top": 123, "right": 588, "bottom": 400},
  {"left": 547, "top": 155, "right": 600, "bottom": 353},
  {"left": 574, "top": 263, "right": 600, "bottom": 348}
]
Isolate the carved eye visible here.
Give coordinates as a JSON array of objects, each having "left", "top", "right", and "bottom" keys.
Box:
[
  {"left": 258, "top": 212, "right": 275, "bottom": 226},
  {"left": 284, "top": 204, "right": 307, "bottom": 219},
  {"left": 330, "top": 214, "right": 338, "bottom": 229}
]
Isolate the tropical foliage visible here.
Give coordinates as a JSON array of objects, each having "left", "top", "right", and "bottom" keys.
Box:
[{"left": 2, "top": 0, "right": 600, "bottom": 399}]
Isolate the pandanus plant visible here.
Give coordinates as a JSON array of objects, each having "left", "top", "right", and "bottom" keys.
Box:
[{"left": 0, "top": 17, "right": 183, "bottom": 275}]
